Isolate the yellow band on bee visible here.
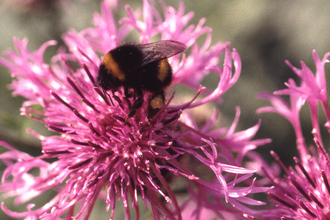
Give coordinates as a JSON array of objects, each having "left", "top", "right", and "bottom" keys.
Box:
[
  {"left": 158, "top": 59, "right": 169, "bottom": 82},
  {"left": 103, "top": 53, "right": 125, "bottom": 81}
]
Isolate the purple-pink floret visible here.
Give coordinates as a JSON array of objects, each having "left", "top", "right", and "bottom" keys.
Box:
[{"left": 0, "top": 1, "right": 271, "bottom": 219}]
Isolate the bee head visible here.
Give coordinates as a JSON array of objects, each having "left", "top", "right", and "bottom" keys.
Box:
[{"left": 97, "top": 63, "right": 122, "bottom": 90}]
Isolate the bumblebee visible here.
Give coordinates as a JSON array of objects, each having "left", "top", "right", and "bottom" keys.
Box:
[{"left": 97, "top": 40, "right": 187, "bottom": 119}]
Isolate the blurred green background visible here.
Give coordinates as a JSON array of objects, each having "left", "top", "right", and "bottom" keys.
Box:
[{"left": 1, "top": 0, "right": 330, "bottom": 219}]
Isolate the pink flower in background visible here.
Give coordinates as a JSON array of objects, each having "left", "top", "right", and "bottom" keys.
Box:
[
  {"left": 0, "top": 0, "right": 270, "bottom": 219},
  {"left": 257, "top": 51, "right": 330, "bottom": 219}
]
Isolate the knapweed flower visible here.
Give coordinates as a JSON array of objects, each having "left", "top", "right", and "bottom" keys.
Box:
[
  {"left": 257, "top": 51, "right": 330, "bottom": 219},
  {"left": 0, "top": 1, "right": 270, "bottom": 219}
]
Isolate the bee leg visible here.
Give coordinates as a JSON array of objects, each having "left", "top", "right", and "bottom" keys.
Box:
[
  {"left": 148, "top": 91, "right": 165, "bottom": 119},
  {"left": 127, "top": 87, "right": 144, "bottom": 118},
  {"left": 124, "top": 86, "right": 133, "bottom": 98}
]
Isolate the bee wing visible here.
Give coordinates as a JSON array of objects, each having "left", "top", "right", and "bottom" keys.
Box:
[{"left": 137, "top": 40, "right": 187, "bottom": 67}]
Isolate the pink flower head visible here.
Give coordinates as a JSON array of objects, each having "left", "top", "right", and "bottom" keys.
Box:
[
  {"left": 258, "top": 51, "right": 330, "bottom": 219},
  {"left": 262, "top": 147, "right": 330, "bottom": 220},
  {"left": 0, "top": 1, "right": 270, "bottom": 219}
]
